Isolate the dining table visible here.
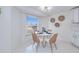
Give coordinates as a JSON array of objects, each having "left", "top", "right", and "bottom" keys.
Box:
[{"left": 37, "top": 32, "right": 52, "bottom": 48}]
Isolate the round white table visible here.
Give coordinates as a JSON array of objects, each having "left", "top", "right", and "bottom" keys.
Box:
[{"left": 37, "top": 33, "right": 51, "bottom": 47}]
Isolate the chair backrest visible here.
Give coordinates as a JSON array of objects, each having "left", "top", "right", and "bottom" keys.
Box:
[
  {"left": 32, "top": 32, "right": 40, "bottom": 43},
  {"left": 49, "top": 33, "right": 58, "bottom": 44}
]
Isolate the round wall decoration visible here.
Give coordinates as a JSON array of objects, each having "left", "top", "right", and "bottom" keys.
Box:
[
  {"left": 50, "top": 18, "right": 55, "bottom": 23},
  {"left": 54, "top": 22, "right": 60, "bottom": 27},
  {"left": 58, "top": 15, "right": 65, "bottom": 21}
]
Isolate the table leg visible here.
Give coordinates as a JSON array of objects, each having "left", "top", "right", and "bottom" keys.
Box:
[{"left": 42, "top": 36, "right": 46, "bottom": 48}]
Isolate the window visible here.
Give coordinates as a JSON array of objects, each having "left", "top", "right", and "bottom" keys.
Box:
[{"left": 26, "top": 15, "right": 39, "bottom": 26}]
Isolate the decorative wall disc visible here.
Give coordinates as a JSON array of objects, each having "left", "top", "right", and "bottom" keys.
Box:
[
  {"left": 54, "top": 22, "right": 60, "bottom": 27},
  {"left": 50, "top": 18, "right": 55, "bottom": 23},
  {"left": 58, "top": 15, "right": 65, "bottom": 21}
]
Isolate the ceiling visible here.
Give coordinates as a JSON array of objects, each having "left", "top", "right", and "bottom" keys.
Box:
[{"left": 16, "top": 6, "right": 75, "bottom": 17}]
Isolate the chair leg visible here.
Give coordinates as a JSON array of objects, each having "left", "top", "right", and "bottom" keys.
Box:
[
  {"left": 42, "top": 40, "right": 47, "bottom": 48},
  {"left": 36, "top": 45, "right": 38, "bottom": 52},
  {"left": 54, "top": 43, "right": 57, "bottom": 50},
  {"left": 45, "top": 41, "right": 47, "bottom": 47},
  {"left": 42, "top": 41, "right": 45, "bottom": 48},
  {"left": 50, "top": 44, "right": 53, "bottom": 53},
  {"left": 32, "top": 42, "right": 35, "bottom": 51},
  {"left": 41, "top": 41, "right": 43, "bottom": 47},
  {"left": 32, "top": 43, "right": 35, "bottom": 48},
  {"left": 36, "top": 43, "right": 39, "bottom": 52}
]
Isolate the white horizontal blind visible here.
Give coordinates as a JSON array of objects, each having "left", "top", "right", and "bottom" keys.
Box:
[{"left": 73, "top": 8, "right": 79, "bottom": 23}]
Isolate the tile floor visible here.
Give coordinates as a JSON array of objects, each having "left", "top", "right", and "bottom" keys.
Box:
[{"left": 14, "top": 40, "right": 79, "bottom": 53}]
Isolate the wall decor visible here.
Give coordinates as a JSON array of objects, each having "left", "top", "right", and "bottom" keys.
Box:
[
  {"left": 54, "top": 22, "right": 60, "bottom": 27},
  {"left": 50, "top": 18, "right": 55, "bottom": 23},
  {"left": 58, "top": 15, "right": 65, "bottom": 21}
]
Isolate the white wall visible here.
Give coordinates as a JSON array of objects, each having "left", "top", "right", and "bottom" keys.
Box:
[
  {"left": 37, "top": 17, "right": 49, "bottom": 31},
  {"left": 0, "top": 7, "right": 29, "bottom": 52},
  {"left": 0, "top": 7, "right": 12, "bottom": 52},
  {"left": 11, "top": 7, "right": 33, "bottom": 52},
  {"left": 11, "top": 7, "right": 26, "bottom": 51}
]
